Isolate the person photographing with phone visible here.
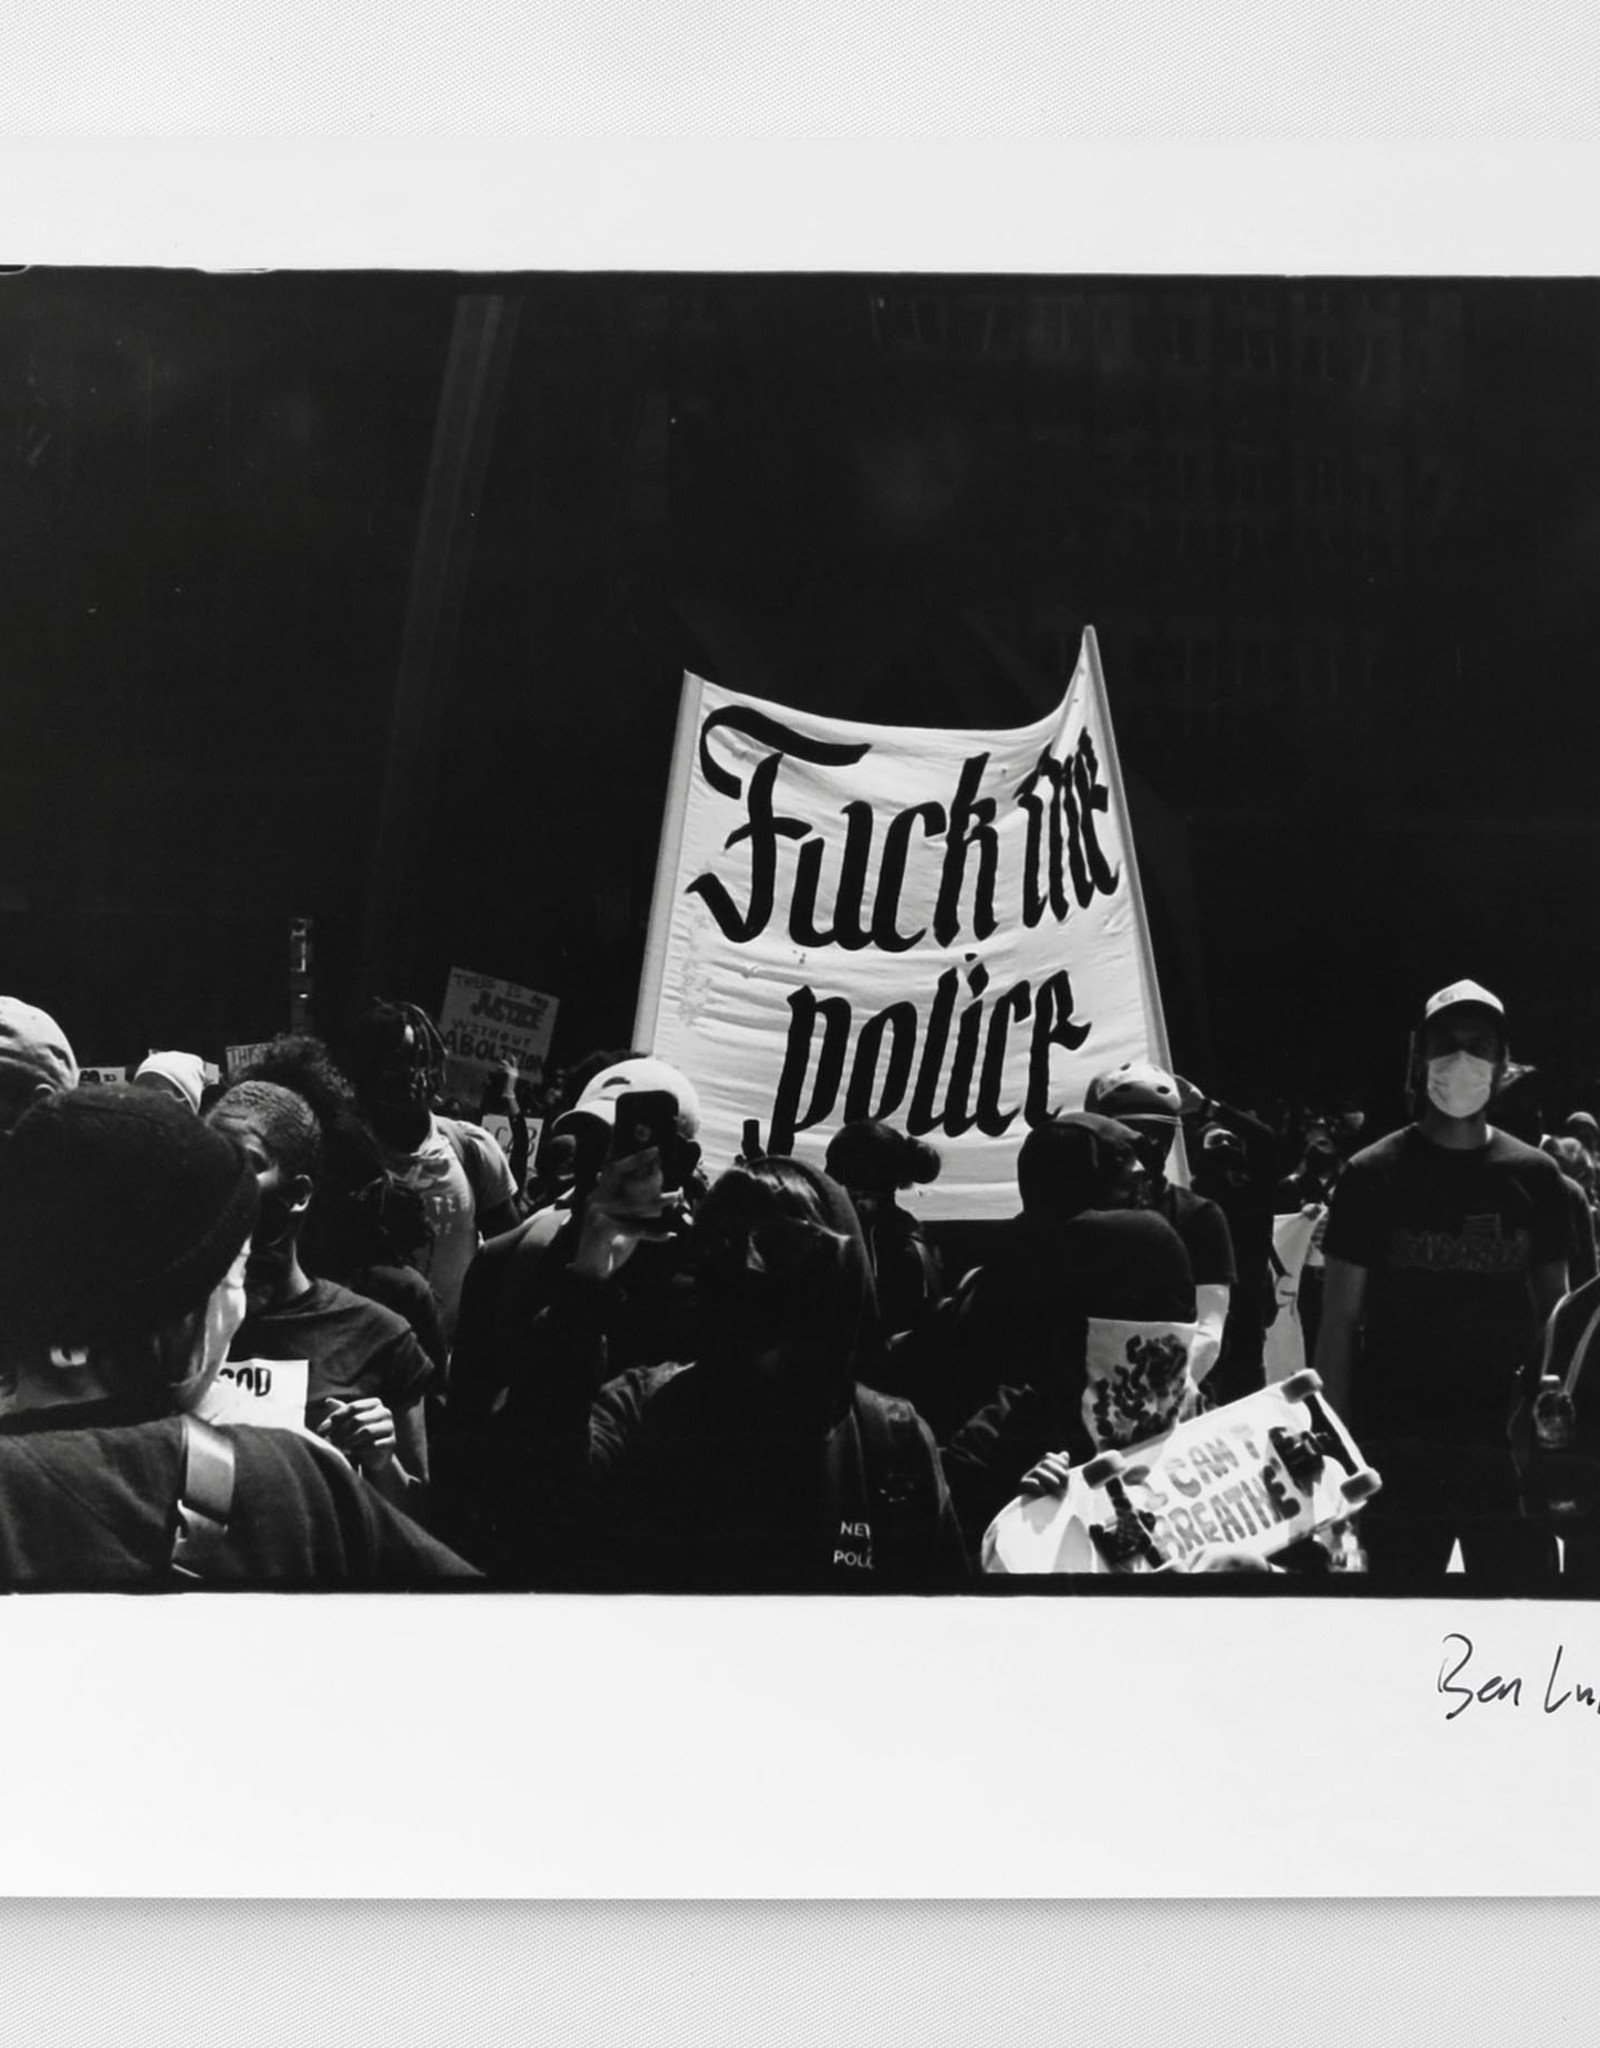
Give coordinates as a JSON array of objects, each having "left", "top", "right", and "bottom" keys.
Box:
[{"left": 480, "top": 1111, "right": 969, "bottom": 1592}]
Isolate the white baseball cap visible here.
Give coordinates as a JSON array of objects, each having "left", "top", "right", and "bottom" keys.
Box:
[{"left": 1423, "top": 979, "right": 1505, "bottom": 1025}]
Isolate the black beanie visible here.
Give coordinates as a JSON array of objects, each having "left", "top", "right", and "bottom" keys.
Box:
[{"left": 0, "top": 1084, "right": 260, "bottom": 1349}]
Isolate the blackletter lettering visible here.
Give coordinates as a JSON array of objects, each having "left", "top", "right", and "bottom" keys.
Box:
[
  {"left": 769, "top": 988, "right": 852, "bottom": 1154},
  {"left": 1016, "top": 752, "right": 1070, "bottom": 928},
  {"left": 871, "top": 802, "right": 945, "bottom": 951},
  {"left": 790, "top": 800, "right": 875, "bottom": 950},
  {"left": 940, "top": 963, "right": 989, "bottom": 1138},
  {"left": 975, "top": 978, "right": 1031, "bottom": 1137},
  {"left": 933, "top": 754, "right": 999, "bottom": 945},
  {"left": 1023, "top": 970, "right": 1092, "bottom": 1124},
  {"left": 1072, "top": 731, "right": 1120, "bottom": 899},
  {"left": 908, "top": 968, "right": 961, "bottom": 1134},
  {"left": 844, "top": 1002, "right": 918, "bottom": 1124},
  {"left": 688, "top": 752, "right": 811, "bottom": 943}
]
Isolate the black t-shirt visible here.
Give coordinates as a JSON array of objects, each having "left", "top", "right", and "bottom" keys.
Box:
[
  {"left": 231, "top": 1278, "right": 436, "bottom": 1419},
  {"left": 1322, "top": 1125, "right": 1569, "bottom": 1443},
  {"left": 1153, "top": 1182, "right": 1236, "bottom": 1289}
]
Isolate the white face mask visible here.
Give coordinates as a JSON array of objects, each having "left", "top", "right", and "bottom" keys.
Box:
[{"left": 1426, "top": 1051, "right": 1496, "bottom": 1120}]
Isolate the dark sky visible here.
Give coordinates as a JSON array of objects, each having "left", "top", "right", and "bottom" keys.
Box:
[{"left": 7, "top": 268, "right": 1600, "bottom": 1118}]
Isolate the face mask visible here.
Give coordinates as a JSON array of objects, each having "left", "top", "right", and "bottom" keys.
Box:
[{"left": 1426, "top": 1052, "right": 1496, "bottom": 1120}]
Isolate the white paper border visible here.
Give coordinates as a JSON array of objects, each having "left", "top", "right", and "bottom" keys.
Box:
[{"left": 2, "top": 136, "right": 1598, "bottom": 1901}]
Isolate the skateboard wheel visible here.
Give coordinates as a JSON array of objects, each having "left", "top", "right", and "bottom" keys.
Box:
[
  {"left": 1341, "top": 1469, "right": 1382, "bottom": 1505},
  {"left": 1082, "top": 1451, "right": 1126, "bottom": 1488},
  {"left": 1279, "top": 1369, "right": 1323, "bottom": 1402}
]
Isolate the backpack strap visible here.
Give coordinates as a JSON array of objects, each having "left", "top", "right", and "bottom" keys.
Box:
[
  {"left": 171, "top": 1414, "right": 237, "bottom": 1582},
  {"left": 440, "top": 1117, "right": 497, "bottom": 1212},
  {"left": 852, "top": 1390, "right": 932, "bottom": 1529}
]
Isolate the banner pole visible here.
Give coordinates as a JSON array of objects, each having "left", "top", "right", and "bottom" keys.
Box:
[
  {"left": 632, "top": 671, "right": 703, "bottom": 1052},
  {"left": 1081, "top": 625, "right": 1189, "bottom": 1182}
]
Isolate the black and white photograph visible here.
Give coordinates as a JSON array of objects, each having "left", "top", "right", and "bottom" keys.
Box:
[{"left": 2, "top": 263, "right": 1598, "bottom": 1601}]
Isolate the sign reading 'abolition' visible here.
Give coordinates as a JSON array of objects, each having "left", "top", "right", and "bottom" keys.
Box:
[
  {"left": 438, "top": 967, "right": 559, "bottom": 1106},
  {"left": 634, "top": 628, "right": 1174, "bottom": 1220}
]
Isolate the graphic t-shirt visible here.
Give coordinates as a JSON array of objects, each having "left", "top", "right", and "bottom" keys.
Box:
[
  {"left": 1323, "top": 1125, "right": 1569, "bottom": 1443},
  {"left": 378, "top": 1116, "right": 517, "bottom": 1344},
  {"left": 231, "top": 1278, "right": 436, "bottom": 1420}
]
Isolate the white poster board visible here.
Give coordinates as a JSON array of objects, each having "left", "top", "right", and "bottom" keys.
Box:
[
  {"left": 1264, "top": 1208, "right": 1321, "bottom": 1384},
  {"left": 635, "top": 628, "right": 1174, "bottom": 1218},
  {"left": 196, "top": 1356, "right": 311, "bottom": 1433},
  {"left": 438, "top": 967, "right": 559, "bottom": 1107},
  {"left": 225, "top": 1041, "right": 277, "bottom": 1080}
]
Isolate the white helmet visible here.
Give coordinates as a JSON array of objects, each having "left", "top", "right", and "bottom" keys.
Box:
[{"left": 1084, "top": 1060, "right": 1184, "bottom": 1125}]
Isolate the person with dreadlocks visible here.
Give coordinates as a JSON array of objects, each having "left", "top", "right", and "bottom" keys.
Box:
[
  {"left": 345, "top": 1001, "right": 520, "bottom": 1357},
  {"left": 207, "top": 1082, "right": 436, "bottom": 1521}
]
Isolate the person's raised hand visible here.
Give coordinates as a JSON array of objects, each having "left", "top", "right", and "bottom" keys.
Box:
[{"left": 572, "top": 1145, "right": 678, "bottom": 1281}]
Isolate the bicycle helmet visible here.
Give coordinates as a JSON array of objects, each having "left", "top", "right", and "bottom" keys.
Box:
[{"left": 1083, "top": 1060, "right": 1184, "bottom": 1126}]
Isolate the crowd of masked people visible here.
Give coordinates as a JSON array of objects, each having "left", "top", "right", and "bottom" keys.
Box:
[{"left": 0, "top": 973, "right": 1595, "bottom": 1592}]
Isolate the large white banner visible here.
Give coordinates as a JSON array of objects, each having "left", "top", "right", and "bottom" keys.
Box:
[{"left": 634, "top": 628, "right": 1174, "bottom": 1220}]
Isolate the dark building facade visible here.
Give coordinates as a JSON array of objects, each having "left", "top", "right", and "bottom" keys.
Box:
[{"left": 5, "top": 271, "right": 1599, "bottom": 1116}]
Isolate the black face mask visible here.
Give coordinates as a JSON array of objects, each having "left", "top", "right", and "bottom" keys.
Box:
[
  {"left": 691, "top": 1216, "right": 849, "bottom": 1354},
  {"left": 252, "top": 1187, "right": 298, "bottom": 1257}
]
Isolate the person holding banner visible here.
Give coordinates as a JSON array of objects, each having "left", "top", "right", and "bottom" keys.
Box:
[
  {"left": 1314, "top": 979, "right": 1569, "bottom": 1585},
  {"left": 484, "top": 1145, "right": 968, "bottom": 1592},
  {"left": 0, "top": 1086, "right": 473, "bottom": 1586}
]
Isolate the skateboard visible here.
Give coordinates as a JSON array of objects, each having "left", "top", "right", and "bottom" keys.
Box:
[{"left": 981, "top": 1369, "right": 1381, "bottom": 1575}]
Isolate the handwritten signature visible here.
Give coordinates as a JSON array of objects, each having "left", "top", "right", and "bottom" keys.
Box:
[{"left": 1439, "top": 1633, "right": 1600, "bottom": 1721}]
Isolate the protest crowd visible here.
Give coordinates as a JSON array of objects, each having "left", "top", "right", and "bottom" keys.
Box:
[{"left": 0, "top": 970, "right": 1594, "bottom": 1594}]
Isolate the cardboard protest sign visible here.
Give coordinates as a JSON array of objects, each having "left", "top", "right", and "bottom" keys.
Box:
[
  {"left": 197, "top": 1355, "right": 310, "bottom": 1433},
  {"left": 1083, "top": 1314, "right": 1204, "bottom": 1448},
  {"left": 1264, "top": 1209, "right": 1320, "bottom": 1384},
  {"left": 79, "top": 1065, "right": 127, "bottom": 1086},
  {"left": 225, "top": 1041, "right": 277, "bottom": 1080},
  {"left": 438, "top": 968, "right": 559, "bottom": 1107},
  {"left": 634, "top": 628, "right": 1175, "bottom": 1219}
]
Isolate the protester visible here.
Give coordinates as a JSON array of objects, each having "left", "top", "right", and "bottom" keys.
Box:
[
  {"left": 1191, "top": 1121, "right": 1276, "bottom": 1403},
  {"left": 1313, "top": 979, "right": 1569, "bottom": 1584},
  {"left": 823, "top": 1120, "right": 945, "bottom": 1341},
  {"left": 1491, "top": 1063, "right": 1597, "bottom": 1288},
  {"left": 0, "top": 1086, "right": 473, "bottom": 1586},
  {"left": 345, "top": 1001, "right": 521, "bottom": 1352},
  {"left": 0, "top": 996, "right": 78, "bottom": 1132},
  {"left": 1565, "top": 1111, "right": 1600, "bottom": 1179},
  {"left": 480, "top": 1148, "right": 968, "bottom": 1591},
  {"left": 233, "top": 1034, "right": 447, "bottom": 1371},
  {"left": 132, "top": 1049, "right": 207, "bottom": 1113},
  {"left": 1084, "top": 1060, "right": 1236, "bottom": 1386},
  {"left": 208, "top": 1081, "right": 436, "bottom": 1522},
  {"left": 938, "top": 1112, "right": 1199, "bottom": 1552},
  {"left": 446, "top": 1055, "right": 704, "bottom": 1427}
]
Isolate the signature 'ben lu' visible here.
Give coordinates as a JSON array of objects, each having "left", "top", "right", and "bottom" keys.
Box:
[{"left": 1438, "top": 1631, "right": 1600, "bottom": 1720}]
